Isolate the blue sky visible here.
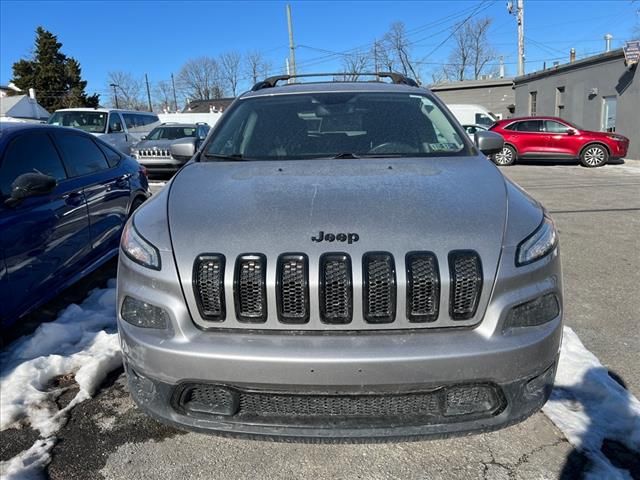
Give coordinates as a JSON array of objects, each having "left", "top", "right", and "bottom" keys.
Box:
[{"left": 1, "top": 0, "right": 638, "bottom": 101}]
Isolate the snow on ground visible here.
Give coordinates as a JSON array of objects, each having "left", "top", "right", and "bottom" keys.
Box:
[
  {"left": 0, "top": 281, "right": 120, "bottom": 480},
  {"left": 544, "top": 326, "right": 640, "bottom": 479}
]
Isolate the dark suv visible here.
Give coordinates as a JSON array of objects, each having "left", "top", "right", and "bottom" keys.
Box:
[{"left": 489, "top": 116, "right": 629, "bottom": 167}]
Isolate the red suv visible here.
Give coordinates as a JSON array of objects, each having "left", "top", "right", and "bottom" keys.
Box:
[{"left": 489, "top": 116, "right": 629, "bottom": 167}]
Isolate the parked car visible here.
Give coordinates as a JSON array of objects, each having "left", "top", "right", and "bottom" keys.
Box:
[
  {"left": 48, "top": 108, "right": 160, "bottom": 155},
  {"left": 447, "top": 104, "right": 499, "bottom": 127},
  {"left": 489, "top": 116, "right": 630, "bottom": 167},
  {"left": 0, "top": 123, "right": 150, "bottom": 327},
  {"left": 131, "top": 123, "right": 210, "bottom": 175},
  {"left": 118, "top": 73, "right": 562, "bottom": 440},
  {"left": 462, "top": 124, "right": 488, "bottom": 143}
]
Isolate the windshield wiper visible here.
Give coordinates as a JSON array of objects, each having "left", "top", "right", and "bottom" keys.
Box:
[
  {"left": 332, "top": 152, "right": 359, "bottom": 159},
  {"left": 203, "top": 153, "right": 245, "bottom": 161}
]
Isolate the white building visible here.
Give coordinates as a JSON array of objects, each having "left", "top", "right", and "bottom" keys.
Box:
[{"left": 0, "top": 89, "right": 50, "bottom": 123}]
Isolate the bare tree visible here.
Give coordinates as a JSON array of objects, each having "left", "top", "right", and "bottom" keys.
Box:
[
  {"left": 220, "top": 51, "right": 242, "bottom": 96},
  {"left": 177, "top": 57, "right": 224, "bottom": 101},
  {"left": 340, "top": 52, "right": 370, "bottom": 81},
  {"left": 444, "top": 17, "right": 497, "bottom": 81},
  {"left": 382, "top": 22, "right": 421, "bottom": 82},
  {"left": 154, "top": 80, "right": 173, "bottom": 112},
  {"left": 372, "top": 39, "right": 395, "bottom": 73},
  {"left": 245, "top": 50, "right": 272, "bottom": 84},
  {"left": 106, "top": 71, "right": 145, "bottom": 109}
]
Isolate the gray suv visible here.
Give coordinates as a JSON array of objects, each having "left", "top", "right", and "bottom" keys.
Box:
[
  {"left": 131, "top": 123, "right": 209, "bottom": 174},
  {"left": 118, "top": 73, "right": 562, "bottom": 440}
]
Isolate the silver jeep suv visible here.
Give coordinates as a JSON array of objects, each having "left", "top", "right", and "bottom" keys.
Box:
[{"left": 117, "top": 73, "right": 562, "bottom": 440}]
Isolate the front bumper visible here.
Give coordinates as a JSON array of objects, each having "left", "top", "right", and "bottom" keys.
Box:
[{"left": 117, "top": 230, "right": 563, "bottom": 439}]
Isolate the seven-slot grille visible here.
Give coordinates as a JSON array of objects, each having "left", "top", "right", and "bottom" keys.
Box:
[
  {"left": 194, "top": 251, "right": 484, "bottom": 327},
  {"left": 135, "top": 148, "right": 172, "bottom": 159}
]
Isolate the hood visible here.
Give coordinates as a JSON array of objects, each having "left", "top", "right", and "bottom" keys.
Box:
[
  {"left": 133, "top": 139, "right": 176, "bottom": 150},
  {"left": 168, "top": 157, "right": 509, "bottom": 323}
]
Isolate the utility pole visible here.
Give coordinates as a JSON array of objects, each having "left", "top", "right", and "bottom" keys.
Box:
[
  {"left": 374, "top": 39, "right": 379, "bottom": 75},
  {"left": 145, "top": 73, "right": 153, "bottom": 112},
  {"left": 171, "top": 73, "right": 178, "bottom": 112},
  {"left": 508, "top": 0, "right": 525, "bottom": 76},
  {"left": 109, "top": 83, "right": 119, "bottom": 109},
  {"left": 286, "top": 4, "right": 297, "bottom": 78}
]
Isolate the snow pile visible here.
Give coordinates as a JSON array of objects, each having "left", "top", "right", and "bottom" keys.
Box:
[
  {"left": 0, "top": 281, "right": 120, "bottom": 479},
  {"left": 543, "top": 326, "right": 640, "bottom": 479}
]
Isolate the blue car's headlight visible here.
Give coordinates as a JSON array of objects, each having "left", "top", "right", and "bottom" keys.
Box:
[
  {"left": 516, "top": 215, "right": 558, "bottom": 266},
  {"left": 121, "top": 220, "right": 161, "bottom": 270}
]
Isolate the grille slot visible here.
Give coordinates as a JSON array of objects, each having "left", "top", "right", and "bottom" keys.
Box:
[
  {"left": 193, "top": 255, "right": 225, "bottom": 321},
  {"left": 363, "top": 252, "right": 396, "bottom": 324},
  {"left": 234, "top": 254, "right": 267, "bottom": 323},
  {"left": 319, "top": 254, "right": 353, "bottom": 324},
  {"left": 406, "top": 252, "right": 440, "bottom": 322},
  {"left": 276, "top": 254, "right": 309, "bottom": 324},
  {"left": 449, "top": 251, "right": 483, "bottom": 320}
]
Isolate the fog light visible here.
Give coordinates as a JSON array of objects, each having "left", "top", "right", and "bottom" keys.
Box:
[
  {"left": 121, "top": 296, "right": 169, "bottom": 329},
  {"left": 504, "top": 293, "right": 560, "bottom": 330}
]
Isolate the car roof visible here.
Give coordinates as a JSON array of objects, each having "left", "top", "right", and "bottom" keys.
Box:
[
  {"left": 496, "top": 116, "right": 567, "bottom": 123},
  {"left": 240, "top": 81, "right": 429, "bottom": 99},
  {"left": 53, "top": 108, "right": 157, "bottom": 114}
]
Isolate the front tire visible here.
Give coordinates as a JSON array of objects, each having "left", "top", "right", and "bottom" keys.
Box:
[
  {"left": 492, "top": 145, "right": 516, "bottom": 166},
  {"left": 580, "top": 144, "right": 609, "bottom": 167}
]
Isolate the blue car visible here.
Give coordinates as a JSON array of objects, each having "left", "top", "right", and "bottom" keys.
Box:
[{"left": 0, "top": 123, "right": 150, "bottom": 327}]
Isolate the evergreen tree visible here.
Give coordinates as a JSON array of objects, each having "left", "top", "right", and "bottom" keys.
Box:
[{"left": 11, "top": 27, "right": 99, "bottom": 111}]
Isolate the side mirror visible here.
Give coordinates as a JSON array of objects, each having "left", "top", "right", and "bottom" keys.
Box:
[
  {"left": 474, "top": 130, "right": 504, "bottom": 155},
  {"left": 170, "top": 137, "right": 197, "bottom": 160},
  {"left": 110, "top": 123, "right": 122, "bottom": 133},
  {"left": 5, "top": 172, "right": 57, "bottom": 206},
  {"left": 140, "top": 135, "right": 147, "bottom": 141},
  {"left": 566, "top": 129, "right": 576, "bottom": 136}
]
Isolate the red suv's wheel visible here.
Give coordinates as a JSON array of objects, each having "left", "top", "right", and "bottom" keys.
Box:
[
  {"left": 492, "top": 145, "right": 516, "bottom": 166},
  {"left": 580, "top": 144, "right": 609, "bottom": 167}
]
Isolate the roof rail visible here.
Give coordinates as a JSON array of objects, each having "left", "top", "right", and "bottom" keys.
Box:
[{"left": 250, "top": 72, "right": 419, "bottom": 91}]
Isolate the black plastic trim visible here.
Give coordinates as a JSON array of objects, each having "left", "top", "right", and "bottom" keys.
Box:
[
  {"left": 276, "top": 253, "right": 310, "bottom": 324},
  {"left": 319, "top": 253, "right": 353, "bottom": 324},
  {"left": 448, "top": 250, "right": 483, "bottom": 320},
  {"left": 405, "top": 251, "right": 440, "bottom": 323},
  {"left": 362, "top": 252, "right": 397, "bottom": 324},
  {"left": 233, "top": 254, "right": 268, "bottom": 323},
  {"left": 193, "top": 254, "right": 226, "bottom": 321}
]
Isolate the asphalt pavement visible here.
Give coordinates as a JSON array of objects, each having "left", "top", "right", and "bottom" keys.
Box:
[{"left": 5, "top": 159, "right": 640, "bottom": 479}]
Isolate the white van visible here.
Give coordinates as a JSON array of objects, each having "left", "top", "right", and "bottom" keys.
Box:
[
  {"left": 447, "top": 104, "right": 499, "bottom": 128},
  {"left": 48, "top": 108, "right": 160, "bottom": 154}
]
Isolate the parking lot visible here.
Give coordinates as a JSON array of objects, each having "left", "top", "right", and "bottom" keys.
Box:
[{"left": 2, "top": 159, "right": 639, "bottom": 480}]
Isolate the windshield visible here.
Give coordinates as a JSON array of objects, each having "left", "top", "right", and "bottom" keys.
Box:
[
  {"left": 146, "top": 126, "right": 197, "bottom": 140},
  {"left": 204, "top": 92, "right": 467, "bottom": 160},
  {"left": 48, "top": 111, "right": 107, "bottom": 133}
]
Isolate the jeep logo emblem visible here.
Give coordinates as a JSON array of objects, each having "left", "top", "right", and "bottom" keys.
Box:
[{"left": 311, "top": 231, "right": 359, "bottom": 244}]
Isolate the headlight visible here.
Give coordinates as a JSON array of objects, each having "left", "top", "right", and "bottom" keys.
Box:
[
  {"left": 516, "top": 215, "right": 558, "bottom": 266},
  {"left": 121, "top": 220, "right": 161, "bottom": 270}
]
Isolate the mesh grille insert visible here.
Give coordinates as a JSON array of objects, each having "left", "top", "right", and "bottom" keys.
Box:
[
  {"left": 277, "top": 254, "right": 309, "bottom": 324},
  {"left": 363, "top": 252, "right": 396, "bottom": 324},
  {"left": 234, "top": 254, "right": 267, "bottom": 322},
  {"left": 406, "top": 252, "right": 440, "bottom": 322},
  {"left": 194, "top": 255, "right": 225, "bottom": 321},
  {"left": 319, "top": 254, "right": 353, "bottom": 324},
  {"left": 449, "top": 251, "right": 483, "bottom": 320}
]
